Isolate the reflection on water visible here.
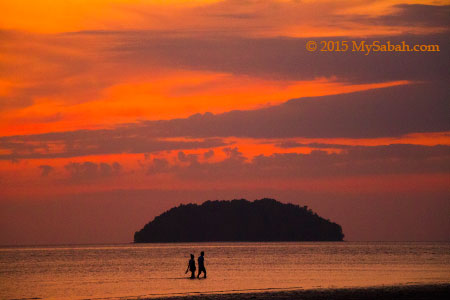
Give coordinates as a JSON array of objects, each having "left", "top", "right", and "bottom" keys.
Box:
[{"left": 1, "top": 242, "right": 449, "bottom": 300}]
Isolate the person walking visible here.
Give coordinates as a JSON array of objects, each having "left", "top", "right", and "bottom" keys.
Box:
[
  {"left": 197, "top": 251, "right": 206, "bottom": 278},
  {"left": 185, "top": 254, "right": 196, "bottom": 279}
]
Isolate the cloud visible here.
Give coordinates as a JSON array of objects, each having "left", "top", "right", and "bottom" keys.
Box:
[
  {"left": 38, "top": 165, "right": 54, "bottom": 177},
  {"left": 203, "top": 149, "right": 215, "bottom": 159},
  {"left": 177, "top": 151, "right": 199, "bottom": 163},
  {"left": 368, "top": 4, "right": 450, "bottom": 28},
  {"left": 115, "top": 1, "right": 450, "bottom": 37},
  {"left": 0, "top": 133, "right": 227, "bottom": 160},
  {"left": 1, "top": 3, "right": 448, "bottom": 114},
  {"left": 147, "top": 158, "right": 171, "bottom": 174},
  {"left": 158, "top": 144, "right": 450, "bottom": 180},
  {"left": 0, "top": 31, "right": 112, "bottom": 111},
  {"left": 222, "top": 146, "right": 245, "bottom": 161},
  {"left": 1, "top": 29, "right": 447, "bottom": 117},
  {"left": 0, "top": 82, "right": 448, "bottom": 160},
  {"left": 275, "top": 141, "right": 354, "bottom": 149},
  {"left": 110, "top": 32, "right": 449, "bottom": 83},
  {"left": 3, "top": 0, "right": 447, "bottom": 36},
  {"left": 144, "top": 82, "right": 449, "bottom": 139},
  {"left": 64, "top": 161, "right": 122, "bottom": 181}
]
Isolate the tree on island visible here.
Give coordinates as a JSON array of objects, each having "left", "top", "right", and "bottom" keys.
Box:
[{"left": 134, "top": 198, "right": 344, "bottom": 243}]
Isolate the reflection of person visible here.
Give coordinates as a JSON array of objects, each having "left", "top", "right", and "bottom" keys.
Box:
[
  {"left": 197, "top": 251, "right": 206, "bottom": 278},
  {"left": 185, "top": 254, "right": 196, "bottom": 279}
]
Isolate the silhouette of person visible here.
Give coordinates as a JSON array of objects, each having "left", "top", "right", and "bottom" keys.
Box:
[
  {"left": 197, "top": 251, "right": 206, "bottom": 278},
  {"left": 185, "top": 254, "right": 196, "bottom": 279}
]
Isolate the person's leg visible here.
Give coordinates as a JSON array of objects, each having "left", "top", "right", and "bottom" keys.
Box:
[{"left": 198, "top": 267, "right": 206, "bottom": 278}]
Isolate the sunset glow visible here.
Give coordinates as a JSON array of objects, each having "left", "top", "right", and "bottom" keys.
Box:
[{"left": 0, "top": 0, "right": 449, "bottom": 245}]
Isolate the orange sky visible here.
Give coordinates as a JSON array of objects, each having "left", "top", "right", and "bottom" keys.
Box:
[
  {"left": 1, "top": 0, "right": 447, "bottom": 135},
  {"left": 1, "top": 0, "right": 448, "bottom": 34},
  {"left": 0, "top": 0, "right": 449, "bottom": 244}
]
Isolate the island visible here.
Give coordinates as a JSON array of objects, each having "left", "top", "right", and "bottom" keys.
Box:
[{"left": 134, "top": 198, "right": 344, "bottom": 243}]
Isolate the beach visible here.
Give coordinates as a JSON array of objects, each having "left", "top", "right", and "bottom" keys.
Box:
[
  {"left": 2, "top": 243, "right": 450, "bottom": 300},
  {"left": 145, "top": 284, "right": 450, "bottom": 300}
]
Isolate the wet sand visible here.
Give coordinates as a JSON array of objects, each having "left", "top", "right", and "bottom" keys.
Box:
[{"left": 144, "top": 284, "right": 450, "bottom": 300}]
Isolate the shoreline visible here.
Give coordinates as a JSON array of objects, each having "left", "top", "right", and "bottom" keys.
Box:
[{"left": 141, "top": 284, "right": 450, "bottom": 300}]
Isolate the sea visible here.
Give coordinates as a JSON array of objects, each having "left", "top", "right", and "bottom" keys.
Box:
[{"left": 1, "top": 242, "right": 449, "bottom": 300}]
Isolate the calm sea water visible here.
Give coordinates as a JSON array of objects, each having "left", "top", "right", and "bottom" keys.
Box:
[{"left": 1, "top": 242, "right": 449, "bottom": 300}]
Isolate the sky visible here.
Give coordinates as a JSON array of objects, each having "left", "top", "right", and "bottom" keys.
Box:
[{"left": 0, "top": 0, "right": 449, "bottom": 245}]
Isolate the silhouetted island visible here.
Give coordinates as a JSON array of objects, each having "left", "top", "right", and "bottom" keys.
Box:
[{"left": 134, "top": 199, "right": 344, "bottom": 242}]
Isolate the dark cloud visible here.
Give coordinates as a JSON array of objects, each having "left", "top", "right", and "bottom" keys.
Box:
[
  {"left": 145, "top": 82, "right": 449, "bottom": 139},
  {"left": 2, "top": 27, "right": 448, "bottom": 111},
  {"left": 147, "top": 158, "right": 170, "bottom": 174},
  {"left": 2, "top": 3, "right": 448, "bottom": 111},
  {"left": 177, "top": 151, "right": 199, "bottom": 164},
  {"left": 159, "top": 144, "right": 450, "bottom": 180},
  {"left": 222, "top": 147, "right": 246, "bottom": 161},
  {"left": 0, "top": 82, "right": 448, "bottom": 160},
  {"left": 0, "top": 133, "right": 227, "bottom": 160},
  {"left": 39, "top": 165, "right": 54, "bottom": 177},
  {"left": 369, "top": 4, "right": 450, "bottom": 28},
  {"left": 111, "top": 32, "right": 449, "bottom": 83},
  {"left": 64, "top": 161, "right": 122, "bottom": 181},
  {"left": 275, "top": 141, "right": 354, "bottom": 149},
  {"left": 203, "top": 149, "right": 215, "bottom": 159},
  {"left": 177, "top": 151, "right": 188, "bottom": 162}
]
